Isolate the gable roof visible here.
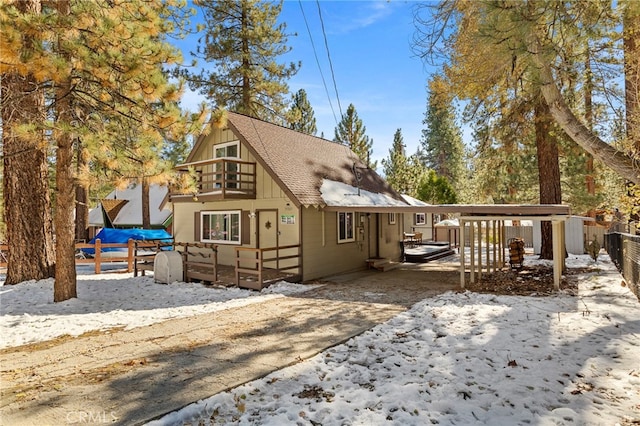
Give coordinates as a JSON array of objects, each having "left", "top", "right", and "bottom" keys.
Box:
[
  {"left": 88, "top": 184, "right": 172, "bottom": 227},
  {"left": 99, "top": 199, "right": 129, "bottom": 226},
  {"left": 192, "top": 112, "right": 407, "bottom": 209}
]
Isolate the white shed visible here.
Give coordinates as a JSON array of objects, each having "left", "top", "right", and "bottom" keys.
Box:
[{"left": 532, "top": 216, "right": 595, "bottom": 255}]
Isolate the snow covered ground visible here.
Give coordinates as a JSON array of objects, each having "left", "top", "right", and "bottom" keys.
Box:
[{"left": 1, "top": 253, "right": 639, "bottom": 425}]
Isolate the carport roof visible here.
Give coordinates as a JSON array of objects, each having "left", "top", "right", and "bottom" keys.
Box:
[{"left": 321, "top": 203, "right": 571, "bottom": 218}]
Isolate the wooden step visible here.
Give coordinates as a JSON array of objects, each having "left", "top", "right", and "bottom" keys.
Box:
[
  {"left": 366, "top": 258, "right": 400, "bottom": 272},
  {"left": 378, "top": 261, "right": 400, "bottom": 272}
]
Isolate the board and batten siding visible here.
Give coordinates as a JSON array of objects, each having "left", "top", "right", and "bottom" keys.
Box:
[
  {"left": 301, "top": 209, "right": 364, "bottom": 281},
  {"left": 172, "top": 128, "right": 298, "bottom": 266},
  {"left": 300, "top": 209, "right": 403, "bottom": 281},
  {"left": 379, "top": 213, "right": 404, "bottom": 259}
]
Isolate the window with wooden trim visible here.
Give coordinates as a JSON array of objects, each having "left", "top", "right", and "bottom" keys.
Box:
[
  {"left": 337, "top": 212, "right": 355, "bottom": 243},
  {"left": 201, "top": 210, "right": 241, "bottom": 244},
  {"left": 415, "top": 213, "right": 426, "bottom": 226}
]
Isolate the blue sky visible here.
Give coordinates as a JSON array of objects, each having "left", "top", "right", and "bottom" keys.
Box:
[{"left": 178, "top": 1, "right": 442, "bottom": 170}]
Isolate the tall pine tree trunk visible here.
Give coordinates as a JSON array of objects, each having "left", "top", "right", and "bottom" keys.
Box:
[
  {"left": 241, "top": 6, "right": 251, "bottom": 115},
  {"left": 75, "top": 140, "right": 89, "bottom": 242},
  {"left": 584, "top": 48, "right": 596, "bottom": 209},
  {"left": 534, "top": 94, "right": 562, "bottom": 260},
  {"left": 53, "top": 0, "right": 77, "bottom": 302},
  {"left": 1, "top": 0, "right": 55, "bottom": 285},
  {"left": 623, "top": 1, "right": 640, "bottom": 155},
  {"left": 142, "top": 176, "right": 151, "bottom": 229}
]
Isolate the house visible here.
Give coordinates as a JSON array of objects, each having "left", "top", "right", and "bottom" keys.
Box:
[
  {"left": 401, "top": 194, "right": 435, "bottom": 240},
  {"left": 168, "top": 112, "right": 411, "bottom": 284},
  {"left": 88, "top": 184, "right": 173, "bottom": 238}
]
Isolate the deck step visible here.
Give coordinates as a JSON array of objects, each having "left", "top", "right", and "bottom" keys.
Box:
[{"left": 366, "top": 258, "right": 400, "bottom": 272}]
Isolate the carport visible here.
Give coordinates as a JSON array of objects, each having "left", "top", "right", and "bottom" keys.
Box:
[{"left": 324, "top": 204, "right": 572, "bottom": 291}]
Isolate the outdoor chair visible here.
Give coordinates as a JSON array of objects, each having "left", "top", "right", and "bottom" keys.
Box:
[
  {"left": 403, "top": 232, "right": 416, "bottom": 248},
  {"left": 414, "top": 232, "right": 423, "bottom": 245}
]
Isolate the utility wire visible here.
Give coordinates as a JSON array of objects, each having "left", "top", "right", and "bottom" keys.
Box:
[
  {"left": 298, "top": 0, "right": 338, "bottom": 126},
  {"left": 315, "top": 0, "right": 343, "bottom": 120}
]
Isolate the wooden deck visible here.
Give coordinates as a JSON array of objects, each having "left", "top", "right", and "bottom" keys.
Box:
[
  {"left": 212, "top": 264, "right": 298, "bottom": 288},
  {"left": 403, "top": 242, "right": 456, "bottom": 263}
]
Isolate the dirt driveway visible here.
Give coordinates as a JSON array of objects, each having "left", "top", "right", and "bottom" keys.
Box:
[{"left": 0, "top": 263, "right": 460, "bottom": 426}]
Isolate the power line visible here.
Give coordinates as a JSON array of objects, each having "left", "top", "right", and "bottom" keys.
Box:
[
  {"left": 298, "top": 0, "right": 338, "bottom": 126},
  {"left": 315, "top": 0, "right": 343, "bottom": 120}
]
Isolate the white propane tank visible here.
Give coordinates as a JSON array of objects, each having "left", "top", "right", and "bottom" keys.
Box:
[{"left": 154, "top": 251, "right": 183, "bottom": 284}]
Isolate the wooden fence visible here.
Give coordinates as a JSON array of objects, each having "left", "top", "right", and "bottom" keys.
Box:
[
  {"left": 456, "top": 224, "right": 606, "bottom": 254},
  {"left": 0, "top": 240, "right": 220, "bottom": 285},
  {"left": 0, "top": 239, "right": 166, "bottom": 274}
]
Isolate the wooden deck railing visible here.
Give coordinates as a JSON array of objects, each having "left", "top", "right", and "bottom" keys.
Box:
[
  {"left": 132, "top": 240, "right": 218, "bottom": 283},
  {"left": 235, "top": 244, "right": 301, "bottom": 290},
  {"left": 171, "top": 158, "right": 257, "bottom": 201},
  {"left": 177, "top": 242, "right": 218, "bottom": 283},
  {"left": 132, "top": 240, "right": 175, "bottom": 277}
]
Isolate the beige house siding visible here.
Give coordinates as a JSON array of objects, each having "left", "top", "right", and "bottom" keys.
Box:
[
  {"left": 301, "top": 209, "right": 366, "bottom": 281},
  {"left": 403, "top": 212, "right": 435, "bottom": 240},
  {"left": 173, "top": 198, "right": 298, "bottom": 266},
  {"left": 300, "top": 210, "right": 402, "bottom": 281},
  {"left": 379, "top": 213, "right": 404, "bottom": 259},
  {"left": 173, "top": 128, "right": 299, "bottom": 266}
]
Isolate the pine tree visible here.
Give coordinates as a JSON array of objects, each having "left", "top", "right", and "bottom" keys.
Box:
[
  {"left": 188, "top": 0, "right": 299, "bottom": 122},
  {"left": 413, "top": 1, "right": 640, "bottom": 185},
  {"left": 1, "top": 0, "right": 189, "bottom": 300},
  {"left": 419, "top": 75, "right": 465, "bottom": 190},
  {"left": 416, "top": 170, "right": 458, "bottom": 204},
  {"left": 334, "top": 104, "right": 377, "bottom": 169},
  {"left": 534, "top": 92, "right": 562, "bottom": 259},
  {"left": 382, "top": 129, "right": 420, "bottom": 195},
  {"left": 1, "top": 0, "right": 56, "bottom": 285},
  {"left": 286, "top": 89, "right": 317, "bottom": 135},
  {"left": 623, "top": 0, "right": 640, "bottom": 155},
  {"left": 382, "top": 129, "right": 407, "bottom": 191},
  {"left": 413, "top": 1, "right": 635, "bottom": 257}
]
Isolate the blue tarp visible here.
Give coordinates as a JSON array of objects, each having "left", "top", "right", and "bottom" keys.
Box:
[{"left": 83, "top": 228, "right": 173, "bottom": 255}]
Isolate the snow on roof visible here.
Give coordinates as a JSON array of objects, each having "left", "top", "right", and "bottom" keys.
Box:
[
  {"left": 320, "top": 179, "right": 409, "bottom": 207},
  {"left": 88, "top": 184, "right": 171, "bottom": 227},
  {"left": 401, "top": 194, "right": 430, "bottom": 206}
]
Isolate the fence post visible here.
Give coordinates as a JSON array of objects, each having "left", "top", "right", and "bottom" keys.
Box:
[
  {"left": 183, "top": 242, "right": 189, "bottom": 282},
  {"left": 213, "top": 244, "right": 218, "bottom": 282},
  {"left": 94, "top": 239, "right": 101, "bottom": 274},
  {"left": 127, "top": 239, "right": 134, "bottom": 273}
]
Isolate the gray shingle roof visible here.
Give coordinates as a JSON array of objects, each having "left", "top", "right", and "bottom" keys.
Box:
[{"left": 226, "top": 112, "right": 406, "bottom": 208}]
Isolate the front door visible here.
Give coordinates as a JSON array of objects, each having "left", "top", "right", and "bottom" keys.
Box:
[{"left": 257, "top": 210, "right": 278, "bottom": 269}]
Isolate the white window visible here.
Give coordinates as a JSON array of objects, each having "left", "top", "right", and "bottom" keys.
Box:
[
  {"left": 214, "top": 141, "right": 239, "bottom": 159},
  {"left": 214, "top": 141, "right": 239, "bottom": 189},
  {"left": 201, "top": 210, "right": 241, "bottom": 244},
  {"left": 337, "top": 212, "right": 355, "bottom": 243},
  {"left": 415, "top": 213, "right": 426, "bottom": 226},
  {"left": 388, "top": 213, "right": 396, "bottom": 225}
]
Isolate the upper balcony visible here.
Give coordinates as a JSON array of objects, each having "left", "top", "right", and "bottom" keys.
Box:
[{"left": 170, "top": 158, "right": 257, "bottom": 202}]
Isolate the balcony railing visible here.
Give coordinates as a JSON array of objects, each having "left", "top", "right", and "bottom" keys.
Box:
[{"left": 171, "top": 158, "right": 257, "bottom": 202}]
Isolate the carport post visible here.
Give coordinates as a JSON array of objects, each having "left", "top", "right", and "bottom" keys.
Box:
[
  {"left": 552, "top": 219, "right": 564, "bottom": 291},
  {"left": 459, "top": 219, "right": 466, "bottom": 289},
  {"left": 469, "top": 221, "right": 475, "bottom": 284},
  {"left": 477, "top": 221, "right": 482, "bottom": 280}
]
